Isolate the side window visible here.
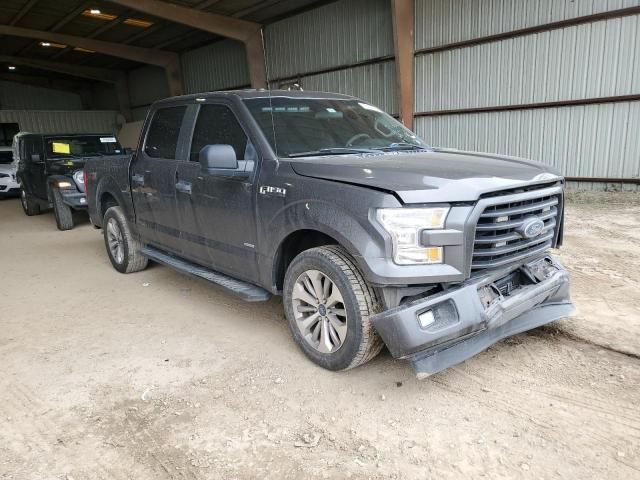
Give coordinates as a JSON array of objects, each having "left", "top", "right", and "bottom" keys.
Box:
[
  {"left": 144, "top": 106, "right": 187, "bottom": 159},
  {"left": 190, "top": 104, "right": 254, "bottom": 169}
]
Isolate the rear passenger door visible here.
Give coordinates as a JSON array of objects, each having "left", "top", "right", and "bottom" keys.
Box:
[
  {"left": 131, "top": 105, "right": 190, "bottom": 253},
  {"left": 175, "top": 102, "right": 259, "bottom": 281}
]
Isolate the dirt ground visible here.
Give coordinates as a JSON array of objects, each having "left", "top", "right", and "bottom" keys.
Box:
[{"left": 1, "top": 192, "right": 639, "bottom": 480}]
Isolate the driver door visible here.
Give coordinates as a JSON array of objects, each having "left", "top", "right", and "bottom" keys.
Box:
[{"left": 175, "top": 102, "right": 259, "bottom": 281}]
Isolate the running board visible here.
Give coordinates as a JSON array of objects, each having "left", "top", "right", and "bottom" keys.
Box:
[{"left": 141, "top": 246, "right": 271, "bottom": 302}]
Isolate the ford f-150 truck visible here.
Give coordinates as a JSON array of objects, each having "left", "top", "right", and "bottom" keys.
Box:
[{"left": 85, "top": 90, "right": 574, "bottom": 377}]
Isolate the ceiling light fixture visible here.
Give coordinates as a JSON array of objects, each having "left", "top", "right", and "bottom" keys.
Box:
[
  {"left": 82, "top": 9, "right": 117, "bottom": 21},
  {"left": 40, "top": 41, "right": 67, "bottom": 49},
  {"left": 123, "top": 18, "right": 154, "bottom": 28}
]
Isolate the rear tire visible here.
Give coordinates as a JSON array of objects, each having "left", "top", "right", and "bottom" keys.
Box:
[
  {"left": 283, "top": 245, "right": 383, "bottom": 371},
  {"left": 20, "top": 187, "right": 41, "bottom": 216},
  {"left": 103, "top": 205, "right": 148, "bottom": 274},
  {"left": 52, "top": 188, "right": 74, "bottom": 231}
]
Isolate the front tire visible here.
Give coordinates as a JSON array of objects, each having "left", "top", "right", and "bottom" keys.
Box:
[
  {"left": 283, "top": 245, "right": 383, "bottom": 371},
  {"left": 20, "top": 187, "right": 41, "bottom": 216},
  {"left": 103, "top": 206, "right": 148, "bottom": 274},
  {"left": 52, "top": 188, "right": 74, "bottom": 231}
]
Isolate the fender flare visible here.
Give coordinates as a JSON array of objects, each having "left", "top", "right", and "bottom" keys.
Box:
[
  {"left": 265, "top": 199, "right": 385, "bottom": 287},
  {"left": 93, "top": 176, "right": 129, "bottom": 227}
]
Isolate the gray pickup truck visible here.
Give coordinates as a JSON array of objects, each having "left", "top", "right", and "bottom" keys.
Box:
[{"left": 85, "top": 90, "right": 573, "bottom": 377}]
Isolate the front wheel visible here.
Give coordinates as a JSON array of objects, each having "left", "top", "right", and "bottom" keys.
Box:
[
  {"left": 283, "top": 245, "right": 383, "bottom": 371},
  {"left": 52, "top": 188, "right": 74, "bottom": 231},
  {"left": 103, "top": 206, "right": 148, "bottom": 274},
  {"left": 20, "top": 187, "right": 41, "bottom": 216}
]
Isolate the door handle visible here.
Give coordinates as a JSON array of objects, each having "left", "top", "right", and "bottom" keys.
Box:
[
  {"left": 175, "top": 180, "right": 192, "bottom": 195},
  {"left": 132, "top": 173, "right": 144, "bottom": 185}
]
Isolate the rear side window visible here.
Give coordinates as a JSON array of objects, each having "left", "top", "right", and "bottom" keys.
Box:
[
  {"left": 144, "top": 106, "right": 186, "bottom": 159},
  {"left": 190, "top": 104, "right": 251, "bottom": 162}
]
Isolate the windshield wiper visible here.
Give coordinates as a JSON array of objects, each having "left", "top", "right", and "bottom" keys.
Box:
[
  {"left": 373, "top": 142, "right": 431, "bottom": 152},
  {"left": 288, "top": 147, "right": 377, "bottom": 158}
]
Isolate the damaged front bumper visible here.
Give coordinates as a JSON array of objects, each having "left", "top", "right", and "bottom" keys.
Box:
[{"left": 370, "top": 255, "right": 574, "bottom": 378}]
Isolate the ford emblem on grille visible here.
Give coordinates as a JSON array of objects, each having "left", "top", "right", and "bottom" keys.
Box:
[{"left": 519, "top": 217, "right": 545, "bottom": 239}]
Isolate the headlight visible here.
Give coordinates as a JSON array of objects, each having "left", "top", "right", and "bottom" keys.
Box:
[
  {"left": 73, "top": 170, "right": 84, "bottom": 185},
  {"left": 377, "top": 207, "right": 449, "bottom": 265}
]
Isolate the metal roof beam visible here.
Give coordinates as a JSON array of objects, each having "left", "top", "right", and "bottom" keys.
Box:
[
  {"left": 0, "top": 24, "right": 183, "bottom": 96},
  {"left": 9, "top": 0, "right": 39, "bottom": 25},
  {"left": 0, "top": 55, "right": 120, "bottom": 83},
  {"left": 109, "top": 0, "right": 260, "bottom": 42},
  {"left": 109, "top": 0, "right": 267, "bottom": 88},
  {"left": 391, "top": 0, "right": 414, "bottom": 129}
]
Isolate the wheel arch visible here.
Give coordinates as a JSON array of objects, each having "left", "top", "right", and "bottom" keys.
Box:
[{"left": 272, "top": 227, "right": 357, "bottom": 291}]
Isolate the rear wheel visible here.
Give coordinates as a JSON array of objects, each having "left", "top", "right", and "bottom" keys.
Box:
[
  {"left": 283, "top": 245, "right": 383, "bottom": 371},
  {"left": 103, "top": 205, "right": 148, "bottom": 274},
  {"left": 52, "top": 188, "right": 74, "bottom": 231},
  {"left": 20, "top": 187, "right": 41, "bottom": 216}
]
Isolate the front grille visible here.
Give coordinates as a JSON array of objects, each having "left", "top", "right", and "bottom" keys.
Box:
[{"left": 472, "top": 190, "right": 561, "bottom": 270}]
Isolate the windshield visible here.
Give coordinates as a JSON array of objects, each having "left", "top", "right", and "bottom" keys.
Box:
[
  {"left": 244, "top": 97, "right": 429, "bottom": 158},
  {"left": 0, "top": 150, "right": 13, "bottom": 164},
  {"left": 45, "top": 135, "right": 123, "bottom": 159}
]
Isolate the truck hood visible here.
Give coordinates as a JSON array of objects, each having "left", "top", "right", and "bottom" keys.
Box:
[{"left": 288, "top": 149, "right": 563, "bottom": 203}]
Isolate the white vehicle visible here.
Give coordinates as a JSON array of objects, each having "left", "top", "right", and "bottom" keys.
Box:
[{"left": 0, "top": 146, "right": 19, "bottom": 198}]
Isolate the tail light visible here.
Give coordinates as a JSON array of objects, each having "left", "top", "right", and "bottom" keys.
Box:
[{"left": 83, "top": 168, "right": 88, "bottom": 187}]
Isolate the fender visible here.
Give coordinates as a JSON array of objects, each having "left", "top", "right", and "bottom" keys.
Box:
[
  {"left": 92, "top": 175, "right": 133, "bottom": 228},
  {"left": 262, "top": 198, "right": 387, "bottom": 290},
  {"left": 47, "top": 174, "right": 81, "bottom": 200}
]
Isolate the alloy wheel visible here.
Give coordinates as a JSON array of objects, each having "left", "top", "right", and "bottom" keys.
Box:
[
  {"left": 106, "top": 218, "right": 125, "bottom": 264},
  {"left": 291, "top": 269, "right": 348, "bottom": 353}
]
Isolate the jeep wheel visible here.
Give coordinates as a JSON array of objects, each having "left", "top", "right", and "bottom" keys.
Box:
[
  {"left": 283, "top": 245, "right": 383, "bottom": 371},
  {"left": 103, "top": 205, "right": 148, "bottom": 274},
  {"left": 20, "top": 188, "right": 41, "bottom": 216},
  {"left": 52, "top": 188, "right": 74, "bottom": 231}
]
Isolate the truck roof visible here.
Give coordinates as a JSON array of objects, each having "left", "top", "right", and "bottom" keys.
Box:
[{"left": 154, "top": 89, "right": 356, "bottom": 107}]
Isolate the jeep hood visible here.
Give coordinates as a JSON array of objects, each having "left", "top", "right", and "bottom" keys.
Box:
[{"left": 288, "top": 149, "right": 563, "bottom": 203}]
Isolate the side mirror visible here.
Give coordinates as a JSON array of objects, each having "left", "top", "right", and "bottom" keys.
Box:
[
  {"left": 31, "top": 154, "right": 42, "bottom": 163},
  {"left": 199, "top": 144, "right": 238, "bottom": 173}
]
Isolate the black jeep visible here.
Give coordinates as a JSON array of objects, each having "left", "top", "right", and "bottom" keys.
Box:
[{"left": 15, "top": 132, "right": 124, "bottom": 230}]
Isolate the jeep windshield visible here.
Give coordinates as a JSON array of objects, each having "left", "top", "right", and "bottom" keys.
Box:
[
  {"left": 244, "top": 97, "right": 430, "bottom": 158},
  {"left": 45, "top": 135, "right": 123, "bottom": 159}
]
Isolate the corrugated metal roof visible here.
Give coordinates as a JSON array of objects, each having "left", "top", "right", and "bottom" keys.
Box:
[{"left": 0, "top": 0, "right": 338, "bottom": 70}]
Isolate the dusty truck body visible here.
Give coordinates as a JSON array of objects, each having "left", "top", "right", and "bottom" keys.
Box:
[{"left": 85, "top": 90, "right": 574, "bottom": 377}]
